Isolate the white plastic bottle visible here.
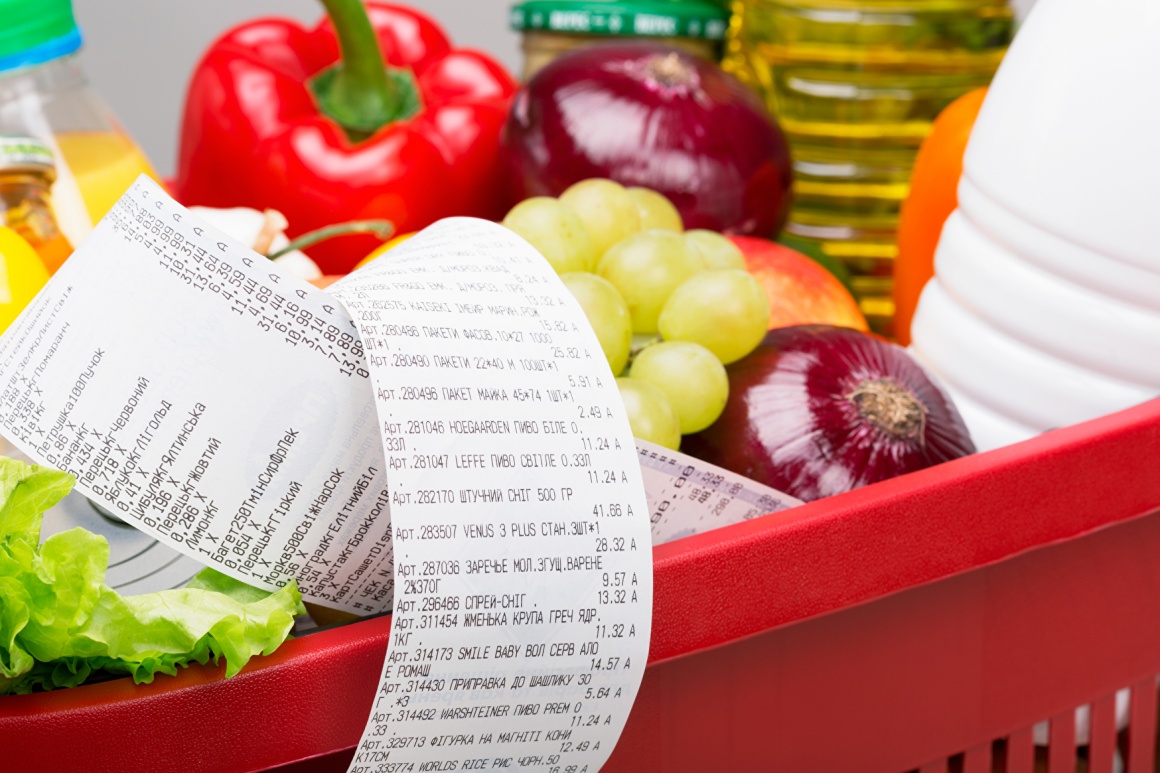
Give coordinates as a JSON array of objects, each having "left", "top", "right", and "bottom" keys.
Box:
[{"left": 909, "top": 0, "right": 1160, "bottom": 452}]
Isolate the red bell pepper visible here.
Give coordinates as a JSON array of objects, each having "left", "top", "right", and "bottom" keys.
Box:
[{"left": 174, "top": 0, "right": 517, "bottom": 274}]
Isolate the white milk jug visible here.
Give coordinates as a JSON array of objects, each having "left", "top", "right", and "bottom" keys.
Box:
[{"left": 909, "top": 0, "right": 1160, "bottom": 452}]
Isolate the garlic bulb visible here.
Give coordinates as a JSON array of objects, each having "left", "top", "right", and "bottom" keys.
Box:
[{"left": 188, "top": 206, "right": 322, "bottom": 281}]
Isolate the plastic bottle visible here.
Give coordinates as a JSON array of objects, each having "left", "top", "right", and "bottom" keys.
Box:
[
  {"left": 724, "top": 0, "right": 1012, "bottom": 333},
  {"left": 909, "top": 0, "right": 1160, "bottom": 452},
  {"left": 0, "top": 135, "right": 72, "bottom": 273},
  {"left": 0, "top": 0, "right": 159, "bottom": 248}
]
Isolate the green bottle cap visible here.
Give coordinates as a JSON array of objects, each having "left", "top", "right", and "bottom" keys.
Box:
[
  {"left": 0, "top": 0, "right": 82, "bottom": 74},
  {"left": 511, "top": 0, "right": 730, "bottom": 41}
]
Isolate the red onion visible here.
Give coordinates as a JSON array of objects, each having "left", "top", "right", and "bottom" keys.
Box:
[
  {"left": 682, "top": 326, "right": 976, "bottom": 502},
  {"left": 502, "top": 42, "right": 793, "bottom": 236}
]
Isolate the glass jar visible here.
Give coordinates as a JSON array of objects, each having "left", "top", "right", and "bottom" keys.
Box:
[{"left": 511, "top": 0, "right": 731, "bottom": 79}]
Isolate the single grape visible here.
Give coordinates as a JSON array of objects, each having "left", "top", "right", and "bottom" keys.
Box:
[
  {"left": 628, "top": 187, "right": 683, "bottom": 232},
  {"left": 658, "top": 269, "right": 771, "bottom": 364},
  {"left": 616, "top": 377, "right": 681, "bottom": 450},
  {"left": 559, "top": 179, "right": 641, "bottom": 262},
  {"left": 502, "top": 197, "right": 598, "bottom": 274},
  {"left": 560, "top": 272, "right": 633, "bottom": 375},
  {"left": 596, "top": 230, "right": 704, "bottom": 334},
  {"left": 685, "top": 230, "right": 746, "bottom": 270},
  {"left": 630, "top": 341, "right": 729, "bottom": 434}
]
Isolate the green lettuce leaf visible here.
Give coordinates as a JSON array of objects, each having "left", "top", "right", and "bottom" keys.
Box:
[{"left": 0, "top": 455, "right": 304, "bottom": 694}]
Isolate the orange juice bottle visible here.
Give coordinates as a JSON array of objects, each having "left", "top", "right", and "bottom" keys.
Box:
[
  {"left": 55, "top": 131, "right": 159, "bottom": 226},
  {"left": 0, "top": 0, "right": 160, "bottom": 247},
  {"left": 0, "top": 136, "right": 72, "bottom": 272}
]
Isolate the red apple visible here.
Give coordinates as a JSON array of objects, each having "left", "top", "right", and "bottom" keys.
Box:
[{"left": 730, "top": 236, "right": 868, "bottom": 332}]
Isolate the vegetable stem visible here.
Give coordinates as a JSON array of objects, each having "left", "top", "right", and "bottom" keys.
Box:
[
  {"left": 310, "top": 0, "right": 418, "bottom": 138},
  {"left": 268, "top": 220, "right": 394, "bottom": 260}
]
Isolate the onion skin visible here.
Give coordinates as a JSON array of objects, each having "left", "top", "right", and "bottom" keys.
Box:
[
  {"left": 682, "top": 326, "right": 976, "bottom": 502},
  {"left": 502, "top": 42, "right": 793, "bottom": 237}
]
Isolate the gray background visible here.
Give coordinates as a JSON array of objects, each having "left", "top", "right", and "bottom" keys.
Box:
[
  {"left": 72, "top": 0, "right": 520, "bottom": 177},
  {"left": 72, "top": 0, "right": 1037, "bottom": 178}
]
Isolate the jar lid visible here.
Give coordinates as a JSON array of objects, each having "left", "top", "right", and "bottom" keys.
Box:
[
  {"left": 511, "top": 1, "right": 729, "bottom": 40},
  {"left": 0, "top": 0, "right": 82, "bottom": 73},
  {"left": 0, "top": 136, "right": 57, "bottom": 180}
]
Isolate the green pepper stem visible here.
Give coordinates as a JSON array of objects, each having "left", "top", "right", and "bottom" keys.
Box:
[
  {"left": 267, "top": 220, "right": 395, "bottom": 260},
  {"left": 312, "top": 0, "right": 402, "bottom": 136}
]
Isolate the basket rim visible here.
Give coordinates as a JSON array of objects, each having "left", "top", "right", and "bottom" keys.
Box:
[{"left": 3, "top": 397, "right": 1158, "bottom": 719}]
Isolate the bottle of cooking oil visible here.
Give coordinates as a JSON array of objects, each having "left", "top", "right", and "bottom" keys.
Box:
[
  {"left": 724, "top": 0, "right": 1012, "bottom": 334},
  {"left": 0, "top": 0, "right": 160, "bottom": 248}
]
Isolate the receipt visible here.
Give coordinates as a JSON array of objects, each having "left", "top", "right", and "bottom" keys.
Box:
[
  {"left": 0, "top": 180, "right": 392, "bottom": 612},
  {"left": 0, "top": 178, "right": 651, "bottom": 772},
  {"left": 638, "top": 440, "right": 801, "bottom": 545},
  {"left": 331, "top": 222, "right": 651, "bottom": 771}
]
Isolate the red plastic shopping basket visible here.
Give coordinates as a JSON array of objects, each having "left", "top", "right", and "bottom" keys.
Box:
[{"left": 3, "top": 397, "right": 1159, "bottom": 772}]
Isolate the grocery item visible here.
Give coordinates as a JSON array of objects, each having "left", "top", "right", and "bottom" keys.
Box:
[
  {"left": 910, "top": 0, "right": 1160, "bottom": 452},
  {"left": 0, "top": 225, "right": 49, "bottom": 332},
  {"left": 617, "top": 377, "right": 682, "bottom": 450},
  {"left": 0, "top": 456, "right": 304, "bottom": 694},
  {"left": 724, "top": 0, "right": 1012, "bottom": 333},
  {"left": 510, "top": 0, "right": 730, "bottom": 79},
  {"left": 685, "top": 229, "right": 745, "bottom": 270},
  {"left": 657, "top": 268, "right": 770, "bottom": 364},
  {"left": 499, "top": 182, "right": 771, "bottom": 444},
  {"left": 731, "top": 235, "right": 868, "bottom": 331},
  {"left": 683, "top": 325, "right": 975, "bottom": 501},
  {"left": 174, "top": 0, "right": 517, "bottom": 274},
  {"left": 630, "top": 339, "right": 729, "bottom": 433},
  {"left": 893, "top": 88, "right": 986, "bottom": 346},
  {"left": 628, "top": 185, "right": 684, "bottom": 232},
  {"left": 188, "top": 206, "right": 322, "bottom": 281},
  {"left": 0, "top": 135, "right": 71, "bottom": 272},
  {"left": 355, "top": 230, "right": 416, "bottom": 270},
  {"left": 503, "top": 195, "right": 600, "bottom": 273},
  {"left": 503, "top": 42, "right": 793, "bottom": 236},
  {"left": 54, "top": 132, "right": 156, "bottom": 228},
  {"left": 561, "top": 271, "right": 634, "bottom": 374},
  {"left": 597, "top": 229, "right": 703, "bottom": 333},
  {"left": 0, "top": 0, "right": 159, "bottom": 245},
  {"left": 559, "top": 178, "right": 643, "bottom": 258}
]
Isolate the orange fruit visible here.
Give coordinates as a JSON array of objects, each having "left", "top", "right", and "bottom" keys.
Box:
[
  {"left": 894, "top": 88, "right": 987, "bottom": 346},
  {"left": 354, "top": 231, "right": 415, "bottom": 270}
]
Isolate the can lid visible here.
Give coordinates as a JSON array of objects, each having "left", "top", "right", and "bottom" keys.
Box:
[
  {"left": 0, "top": 0, "right": 82, "bottom": 74},
  {"left": 0, "top": 136, "right": 58, "bottom": 180},
  {"left": 510, "top": 1, "right": 729, "bottom": 40}
]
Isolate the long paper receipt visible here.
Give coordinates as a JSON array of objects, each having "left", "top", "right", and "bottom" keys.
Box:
[{"left": 0, "top": 179, "right": 652, "bottom": 772}]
